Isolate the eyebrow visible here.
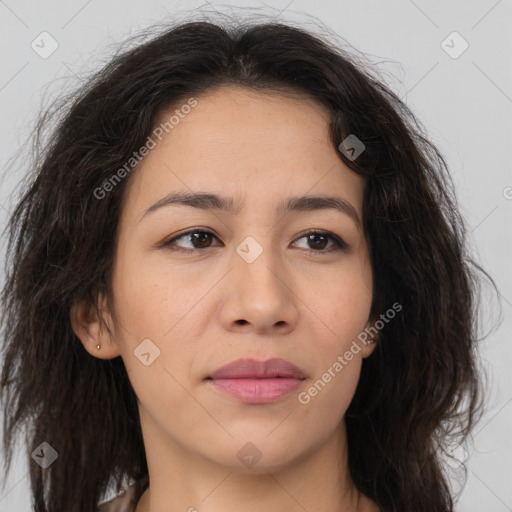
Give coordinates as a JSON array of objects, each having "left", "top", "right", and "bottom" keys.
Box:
[{"left": 140, "top": 191, "right": 361, "bottom": 227}]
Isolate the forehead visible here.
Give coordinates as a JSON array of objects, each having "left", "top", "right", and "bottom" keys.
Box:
[
  {"left": 155, "top": 85, "right": 333, "bottom": 152},
  {"left": 121, "top": 85, "right": 365, "bottom": 221}
]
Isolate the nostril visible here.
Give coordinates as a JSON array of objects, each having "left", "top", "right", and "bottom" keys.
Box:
[{"left": 236, "top": 319, "right": 248, "bottom": 325}]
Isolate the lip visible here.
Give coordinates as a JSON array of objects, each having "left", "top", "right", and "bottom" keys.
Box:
[
  {"left": 208, "top": 378, "right": 303, "bottom": 404},
  {"left": 206, "top": 358, "right": 306, "bottom": 404}
]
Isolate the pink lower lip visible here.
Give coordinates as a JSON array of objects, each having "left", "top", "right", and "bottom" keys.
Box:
[{"left": 208, "top": 378, "right": 304, "bottom": 404}]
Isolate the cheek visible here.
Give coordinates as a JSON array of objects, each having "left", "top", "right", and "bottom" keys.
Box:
[
  {"left": 297, "top": 275, "right": 370, "bottom": 424},
  {"left": 111, "top": 248, "right": 200, "bottom": 341},
  {"left": 111, "top": 266, "right": 198, "bottom": 419},
  {"left": 109, "top": 250, "right": 209, "bottom": 395},
  {"left": 297, "top": 260, "right": 371, "bottom": 411},
  {"left": 303, "top": 259, "right": 372, "bottom": 343}
]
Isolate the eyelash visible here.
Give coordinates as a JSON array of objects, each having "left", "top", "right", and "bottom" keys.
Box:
[{"left": 161, "top": 228, "right": 348, "bottom": 255}]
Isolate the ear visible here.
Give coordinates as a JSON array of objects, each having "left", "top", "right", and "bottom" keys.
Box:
[{"left": 70, "top": 294, "right": 122, "bottom": 360}]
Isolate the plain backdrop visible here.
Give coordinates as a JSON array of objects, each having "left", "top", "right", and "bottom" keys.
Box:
[{"left": 0, "top": 1, "right": 511, "bottom": 511}]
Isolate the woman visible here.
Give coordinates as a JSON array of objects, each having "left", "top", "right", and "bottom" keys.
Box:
[{"left": 0, "top": 17, "right": 493, "bottom": 512}]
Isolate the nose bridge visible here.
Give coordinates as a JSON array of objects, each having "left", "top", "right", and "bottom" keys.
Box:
[
  {"left": 226, "top": 232, "right": 298, "bottom": 329},
  {"left": 234, "top": 233, "right": 284, "bottom": 297}
]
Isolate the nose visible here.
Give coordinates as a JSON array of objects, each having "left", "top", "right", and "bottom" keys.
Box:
[{"left": 218, "top": 238, "right": 300, "bottom": 335}]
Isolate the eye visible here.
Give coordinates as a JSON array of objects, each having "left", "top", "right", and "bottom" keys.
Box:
[
  {"left": 161, "top": 228, "right": 348, "bottom": 254},
  {"left": 292, "top": 230, "right": 348, "bottom": 254},
  {"left": 162, "top": 229, "right": 219, "bottom": 253}
]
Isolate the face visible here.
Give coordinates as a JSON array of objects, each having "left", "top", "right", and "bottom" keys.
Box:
[{"left": 74, "top": 85, "right": 376, "bottom": 471}]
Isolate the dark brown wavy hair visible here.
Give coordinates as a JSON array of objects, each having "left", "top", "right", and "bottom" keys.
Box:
[{"left": 0, "top": 15, "right": 497, "bottom": 512}]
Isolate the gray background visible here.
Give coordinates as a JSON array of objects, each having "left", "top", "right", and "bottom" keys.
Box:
[{"left": 0, "top": 1, "right": 511, "bottom": 510}]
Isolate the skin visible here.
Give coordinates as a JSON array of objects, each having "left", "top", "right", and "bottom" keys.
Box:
[{"left": 71, "top": 85, "right": 379, "bottom": 512}]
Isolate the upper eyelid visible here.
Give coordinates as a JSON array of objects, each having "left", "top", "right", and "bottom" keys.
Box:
[{"left": 165, "top": 227, "right": 218, "bottom": 243}]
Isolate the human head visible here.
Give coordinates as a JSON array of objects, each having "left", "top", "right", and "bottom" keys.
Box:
[{"left": 1, "top": 18, "right": 488, "bottom": 512}]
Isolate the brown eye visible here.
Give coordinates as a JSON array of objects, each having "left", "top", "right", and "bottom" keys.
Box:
[
  {"left": 163, "top": 229, "right": 220, "bottom": 252},
  {"left": 163, "top": 228, "right": 347, "bottom": 254},
  {"left": 293, "top": 230, "right": 348, "bottom": 253}
]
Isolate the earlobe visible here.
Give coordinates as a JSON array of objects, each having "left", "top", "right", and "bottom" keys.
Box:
[
  {"left": 69, "top": 298, "right": 121, "bottom": 359},
  {"left": 360, "top": 320, "right": 380, "bottom": 359},
  {"left": 361, "top": 337, "right": 378, "bottom": 359}
]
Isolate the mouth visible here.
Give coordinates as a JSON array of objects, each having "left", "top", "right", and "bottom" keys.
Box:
[{"left": 205, "top": 358, "right": 306, "bottom": 404}]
